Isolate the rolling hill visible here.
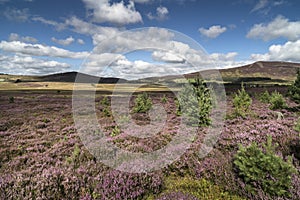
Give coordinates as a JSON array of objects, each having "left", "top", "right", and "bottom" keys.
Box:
[{"left": 1, "top": 61, "right": 300, "bottom": 84}]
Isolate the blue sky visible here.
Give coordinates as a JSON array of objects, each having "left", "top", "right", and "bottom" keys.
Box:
[{"left": 0, "top": 0, "right": 300, "bottom": 79}]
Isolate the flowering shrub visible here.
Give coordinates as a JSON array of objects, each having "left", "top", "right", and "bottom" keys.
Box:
[
  {"left": 98, "top": 170, "right": 162, "bottom": 200},
  {"left": 232, "top": 84, "right": 252, "bottom": 118},
  {"left": 234, "top": 136, "right": 296, "bottom": 197},
  {"left": 1, "top": 88, "right": 300, "bottom": 200}
]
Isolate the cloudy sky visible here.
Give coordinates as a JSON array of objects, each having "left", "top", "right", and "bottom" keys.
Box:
[{"left": 0, "top": 0, "right": 300, "bottom": 79}]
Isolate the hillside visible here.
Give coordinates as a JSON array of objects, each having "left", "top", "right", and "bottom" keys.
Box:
[{"left": 1, "top": 61, "right": 300, "bottom": 85}]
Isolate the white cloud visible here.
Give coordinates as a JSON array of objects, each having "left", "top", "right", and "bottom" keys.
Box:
[
  {"left": 82, "top": 0, "right": 142, "bottom": 25},
  {"left": 8, "top": 33, "right": 38, "bottom": 43},
  {"left": 0, "top": 54, "right": 70, "bottom": 75},
  {"left": 147, "top": 6, "right": 169, "bottom": 21},
  {"left": 199, "top": 25, "right": 227, "bottom": 38},
  {"left": 51, "top": 36, "right": 75, "bottom": 46},
  {"left": 247, "top": 15, "right": 300, "bottom": 41},
  {"left": 152, "top": 51, "right": 185, "bottom": 63},
  {"left": 251, "top": 40, "right": 300, "bottom": 62},
  {"left": 32, "top": 17, "right": 66, "bottom": 31},
  {"left": 0, "top": 41, "right": 88, "bottom": 59},
  {"left": 32, "top": 16, "right": 120, "bottom": 45},
  {"left": 77, "top": 39, "right": 85, "bottom": 45},
  {"left": 251, "top": 0, "right": 269, "bottom": 12},
  {"left": 4, "top": 7, "right": 30, "bottom": 22},
  {"left": 132, "top": 0, "right": 152, "bottom": 3}
]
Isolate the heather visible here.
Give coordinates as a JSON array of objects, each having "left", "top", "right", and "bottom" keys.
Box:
[{"left": 0, "top": 86, "right": 300, "bottom": 199}]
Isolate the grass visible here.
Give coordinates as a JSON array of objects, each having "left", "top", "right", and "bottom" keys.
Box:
[{"left": 0, "top": 82, "right": 180, "bottom": 92}]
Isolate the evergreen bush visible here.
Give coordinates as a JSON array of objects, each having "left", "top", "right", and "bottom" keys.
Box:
[
  {"left": 232, "top": 83, "right": 252, "bottom": 118},
  {"left": 234, "top": 136, "right": 296, "bottom": 197}
]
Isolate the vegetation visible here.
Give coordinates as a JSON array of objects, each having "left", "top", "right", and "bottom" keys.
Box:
[
  {"left": 234, "top": 136, "right": 296, "bottom": 197},
  {"left": 232, "top": 83, "right": 252, "bottom": 118},
  {"left": 1, "top": 86, "right": 300, "bottom": 200},
  {"left": 288, "top": 68, "right": 300, "bottom": 103},
  {"left": 294, "top": 118, "right": 300, "bottom": 132},
  {"left": 160, "top": 94, "right": 167, "bottom": 103},
  {"left": 110, "top": 126, "right": 121, "bottom": 137},
  {"left": 259, "top": 90, "right": 271, "bottom": 103},
  {"left": 176, "top": 78, "right": 212, "bottom": 126},
  {"left": 154, "top": 176, "right": 244, "bottom": 200},
  {"left": 132, "top": 92, "right": 152, "bottom": 113},
  {"left": 9, "top": 96, "right": 14, "bottom": 103},
  {"left": 269, "top": 91, "right": 287, "bottom": 110},
  {"left": 100, "top": 96, "right": 112, "bottom": 117}
]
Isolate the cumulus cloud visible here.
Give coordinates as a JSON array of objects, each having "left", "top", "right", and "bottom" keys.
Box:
[
  {"left": 247, "top": 15, "right": 300, "bottom": 41},
  {"left": 3, "top": 7, "right": 30, "bottom": 22},
  {"left": 0, "top": 54, "right": 70, "bottom": 75},
  {"left": 251, "top": 40, "right": 300, "bottom": 62},
  {"left": 51, "top": 36, "right": 75, "bottom": 46},
  {"left": 152, "top": 51, "right": 185, "bottom": 63},
  {"left": 8, "top": 33, "right": 38, "bottom": 43},
  {"left": 147, "top": 6, "right": 169, "bottom": 21},
  {"left": 199, "top": 25, "right": 227, "bottom": 38},
  {"left": 82, "top": 0, "right": 142, "bottom": 25},
  {"left": 77, "top": 39, "right": 85, "bottom": 45},
  {"left": 0, "top": 41, "right": 88, "bottom": 59}
]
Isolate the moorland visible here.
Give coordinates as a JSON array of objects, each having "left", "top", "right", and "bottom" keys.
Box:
[{"left": 1, "top": 61, "right": 300, "bottom": 200}]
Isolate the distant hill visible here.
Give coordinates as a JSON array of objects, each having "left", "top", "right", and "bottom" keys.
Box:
[
  {"left": 1, "top": 61, "right": 300, "bottom": 84},
  {"left": 40, "top": 71, "right": 125, "bottom": 83},
  {"left": 220, "top": 61, "right": 300, "bottom": 82},
  {"left": 0, "top": 71, "right": 127, "bottom": 84}
]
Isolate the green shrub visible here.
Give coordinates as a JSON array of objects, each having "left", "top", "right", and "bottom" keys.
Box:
[
  {"left": 161, "top": 94, "right": 168, "bottom": 103},
  {"left": 100, "top": 96, "right": 110, "bottom": 106},
  {"left": 160, "top": 176, "right": 244, "bottom": 200},
  {"left": 294, "top": 118, "right": 300, "bottom": 132},
  {"left": 9, "top": 96, "right": 14, "bottom": 103},
  {"left": 100, "top": 96, "right": 111, "bottom": 117},
  {"left": 288, "top": 68, "right": 300, "bottom": 103},
  {"left": 269, "top": 91, "right": 287, "bottom": 110},
  {"left": 132, "top": 92, "right": 152, "bottom": 113},
  {"left": 110, "top": 126, "right": 120, "bottom": 137},
  {"left": 66, "top": 145, "right": 81, "bottom": 170},
  {"left": 176, "top": 78, "right": 212, "bottom": 126},
  {"left": 232, "top": 83, "right": 252, "bottom": 118},
  {"left": 234, "top": 136, "right": 296, "bottom": 197},
  {"left": 259, "top": 90, "right": 271, "bottom": 103}
]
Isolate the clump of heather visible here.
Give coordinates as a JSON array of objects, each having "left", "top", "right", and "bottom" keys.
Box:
[{"left": 98, "top": 170, "right": 162, "bottom": 200}]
